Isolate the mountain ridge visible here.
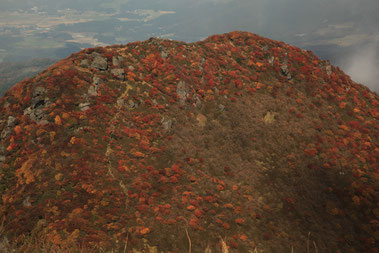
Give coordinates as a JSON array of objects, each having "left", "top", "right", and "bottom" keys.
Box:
[{"left": 0, "top": 31, "right": 377, "bottom": 252}]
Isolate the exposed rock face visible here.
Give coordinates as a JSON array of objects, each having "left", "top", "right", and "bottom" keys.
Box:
[
  {"left": 112, "top": 56, "right": 124, "bottom": 67},
  {"left": 176, "top": 81, "right": 189, "bottom": 105},
  {"left": 93, "top": 76, "right": 102, "bottom": 86},
  {"left": 23, "top": 86, "right": 50, "bottom": 123},
  {"left": 111, "top": 68, "right": 125, "bottom": 80},
  {"left": 193, "top": 94, "right": 202, "bottom": 108},
  {"left": 161, "top": 117, "right": 172, "bottom": 132},
  {"left": 78, "top": 102, "right": 91, "bottom": 111},
  {"left": 326, "top": 65, "right": 332, "bottom": 75},
  {"left": 91, "top": 54, "right": 108, "bottom": 71},
  {"left": 280, "top": 64, "right": 292, "bottom": 79},
  {"left": 87, "top": 85, "right": 98, "bottom": 97},
  {"left": 80, "top": 59, "right": 89, "bottom": 68}
]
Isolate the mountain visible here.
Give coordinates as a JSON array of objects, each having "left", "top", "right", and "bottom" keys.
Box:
[{"left": 0, "top": 31, "right": 377, "bottom": 252}]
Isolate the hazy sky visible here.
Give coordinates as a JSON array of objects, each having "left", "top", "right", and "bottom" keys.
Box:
[{"left": 0, "top": 0, "right": 378, "bottom": 91}]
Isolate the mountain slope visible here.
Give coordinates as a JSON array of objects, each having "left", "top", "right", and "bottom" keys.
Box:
[{"left": 0, "top": 31, "right": 378, "bottom": 252}]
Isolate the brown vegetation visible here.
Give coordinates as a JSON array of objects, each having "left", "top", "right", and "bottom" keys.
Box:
[{"left": 0, "top": 31, "right": 377, "bottom": 252}]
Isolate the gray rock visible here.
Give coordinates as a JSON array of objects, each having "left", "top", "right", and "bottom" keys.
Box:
[
  {"left": 32, "top": 86, "right": 46, "bottom": 99},
  {"left": 117, "top": 98, "right": 124, "bottom": 107},
  {"left": 280, "top": 64, "right": 292, "bottom": 80},
  {"left": 326, "top": 65, "right": 332, "bottom": 75},
  {"left": 30, "top": 86, "right": 47, "bottom": 107},
  {"left": 80, "top": 59, "right": 89, "bottom": 68},
  {"left": 268, "top": 56, "right": 275, "bottom": 66},
  {"left": 176, "top": 81, "right": 189, "bottom": 105},
  {"left": 6, "top": 116, "right": 16, "bottom": 128},
  {"left": 23, "top": 86, "right": 50, "bottom": 123},
  {"left": 160, "top": 51, "right": 169, "bottom": 59},
  {"left": 1, "top": 128, "right": 10, "bottom": 140},
  {"left": 22, "top": 86, "right": 51, "bottom": 123},
  {"left": 79, "top": 102, "right": 91, "bottom": 111},
  {"left": 111, "top": 68, "right": 125, "bottom": 80},
  {"left": 24, "top": 105, "right": 47, "bottom": 122},
  {"left": 127, "top": 99, "right": 138, "bottom": 109},
  {"left": 161, "top": 117, "right": 172, "bottom": 132},
  {"left": 93, "top": 76, "right": 102, "bottom": 86},
  {"left": 193, "top": 94, "right": 202, "bottom": 108},
  {"left": 91, "top": 56, "right": 108, "bottom": 71},
  {"left": 87, "top": 85, "right": 98, "bottom": 97},
  {"left": 112, "top": 56, "right": 121, "bottom": 66},
  {"left": 23, "top": 196, "right": 31, "bottom": 207}
]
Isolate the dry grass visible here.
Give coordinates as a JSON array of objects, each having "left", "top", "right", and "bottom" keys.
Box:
[{"left": 0, "top": 223, "right": 320, "bottom": 253}]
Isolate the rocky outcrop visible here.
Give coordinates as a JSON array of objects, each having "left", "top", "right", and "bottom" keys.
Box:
[
  {"left": 111, "top": 68, "right": 125, "bottom": 81},
  {"left": 268, "top": 56, "right": 275, "bottom": 66},
  {"left": 280, "top": 64, "right": 292, "bottom": 80},
  {"left": 23, "top": 87, "right": 50, "bottom": 124},
  {"left": 326, "top": 65, "right": 332, "bottom": 75},
  {"left": 161, "top": 117, "right": 173, "bottom": 132},
  {"left": 90, "top": 53, "right": 108, "bottom": 71},
  {"left": 0, "top": 116, "right": 16, "bottom": 139},
  {"left": 176, "top": 81, "right": 189, "bottom": 105}
]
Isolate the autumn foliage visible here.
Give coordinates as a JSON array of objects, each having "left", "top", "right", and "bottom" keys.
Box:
[{"left": 0, "top": 31, "right": 377, "bottom": 252}]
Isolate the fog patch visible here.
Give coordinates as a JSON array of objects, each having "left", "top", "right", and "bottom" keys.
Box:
[{"left": 339, "top": 40, "right": 379, "bottom": 92}]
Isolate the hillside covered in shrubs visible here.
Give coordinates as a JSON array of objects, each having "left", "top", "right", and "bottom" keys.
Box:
[{"left": 0, "top": 31, "right": 377, "bottom": 252}]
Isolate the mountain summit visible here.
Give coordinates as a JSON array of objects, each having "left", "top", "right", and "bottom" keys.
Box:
[{"left": 0, "top": 31, "right": 377, "bottom": 252}]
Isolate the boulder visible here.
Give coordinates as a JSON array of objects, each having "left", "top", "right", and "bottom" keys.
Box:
[
  {"left": 112, "top": 56, "right": 121, "bottom": 67},
  {"left": 80, "top": 59, "right": 89, "bottom": 68},
  {"left": 6, "top": 116, "right": 16, "bottom": 128},
  {"left": 78, "top": 102, "right": 91, "bottom": 111},
  {"left": 91, "top": 55, "right": 108, "bottom": 71},
  {"left": 23, "top": 104, "right": 49, "bottom": 122},
  {"left": 117, "top": 98, "right": 125, "bottom": 107},
  {"left": 23, "top": 87, "right": 51, "bottom": 123},
  {"left": 280, "top": 64, "right": 292, "bottom": 80},
  {"left": 93, "top": 76, "right": 102, "bottom": 86},
  {"left": 268, "top": 56, "right": 275, "bottom": 66},
  {"left": 111, "top": 68, "right": 125, "bottom": 80},
  {"left": 127, "top": 99, "right": 138, "bottom": 109},
  {"left": 160, "top": 51, "right": 169, "bottom": 59},
  {"left": 22, "top": 196, "right": 31, "bottom": 207},
  {"left": 193, "top": 94, "right": 202, "bottom": 108},
  {"left": 0, "top": 116, "right": 17, "bottom": 139},
  {"left": 161, "top": 117, "right": 172, "bottom": 132},
  {"left": 326, "top": 65, "right": 332, "bottom": 76}
]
